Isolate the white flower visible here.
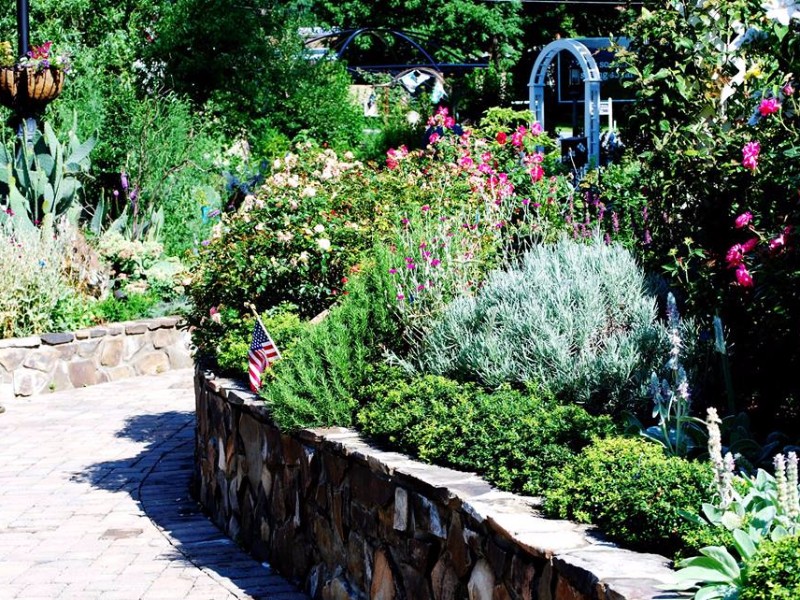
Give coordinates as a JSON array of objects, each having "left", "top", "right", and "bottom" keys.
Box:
[
  {"left": 317, "top": 238, "right": 331, "bottom": 251},
  {"left": 298, "top": 251, "right": 309, "bottom": 264},
  {"left": 313, "top": 224, "right": 325, "bottom": 234},
  {"left": 302, "top": 185, "right": 317, "bottom": 198},
  {"left": 273, "top": 158, "right": 282, "bottom": 170},
  {"left": 762, "top": 0, "right": 800, "bottom": 25},
  {"left": 287, "top": 175, "right": 300, "bottom": 188}
]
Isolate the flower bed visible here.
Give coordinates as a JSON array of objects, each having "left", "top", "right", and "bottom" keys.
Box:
[{"left": 194, "top": 368, "right": 678, "bottom": 600}]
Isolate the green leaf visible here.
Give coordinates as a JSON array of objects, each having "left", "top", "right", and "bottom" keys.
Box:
[
  {"left": 66, "top": 132, "right": 97, "bottom": 167},
  {"left": 700, "top": 546, "right": 740, "bottom": 581},
  {"left": 732, "top": 528, "right": 756, "bottom": 561}
]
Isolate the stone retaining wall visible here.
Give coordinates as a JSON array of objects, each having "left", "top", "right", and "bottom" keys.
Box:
[
  {"left": 194, "top": 370, "right": 680, "bottom": 600},
  {"left": 0, "top": 317, "right": 192, "bottom": 398}
]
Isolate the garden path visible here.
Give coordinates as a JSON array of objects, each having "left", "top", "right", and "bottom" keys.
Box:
[{"left": 0, "top": 369, "right": 308, "bottom": 600}]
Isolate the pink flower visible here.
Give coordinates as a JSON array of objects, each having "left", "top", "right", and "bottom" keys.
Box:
[
  {"left": 496, "top": 131, "right": 507, "bottom": 145},
  {"left": 444, "top": 116, "right": 455, "bottom": 128},
  {"left": 726, "top": 244, "right": 744, "bottom": 267},
  {"left": 758, "top": 98, "right": 781, "bottom": 116},
  {"left": 742, "top": 141, "right": 760, "bottom": 171},
  {"left": 397, "top": 293, "right": 405, "bottom": 301},
  {"left": 742, "top": 238, "right": 759, "bottom": 253},
  {"left": 735, "top": 264, "right": 754, "bottom": 287},
  {"left": 512, "top": 126, "right": 526, "bottom": 147},
  {"left": 769, "top": 234, "right": 786, "bottom": 252},
  {"left": 416, "top": 284, "right": 425, "bottom": 291},
  {"left": 421, "top": 205, "right": 431, "bottom": 212},
  {"left": 430, "top": 258, "right": 441, "bottom": 267},
  {"left": 531, "top": 122, "right": 544, "bottom": 135},
  {"left": 429, "top": 132, "right": 441, "bottom": 144},
  {"left": 783, "top": 83, "right": 795, "bottom": 96},
  {"left": 388, "top": 268, "right": 397, "bottom": 274},
  {"left": 734, "top": 211, "right": 753, "bottom": 228},
  {"left": 530, "top": 165, "right": 544, "bottom": 182},
  {"left": 458, "top": 155, "right": 474, "bottom": 169}
]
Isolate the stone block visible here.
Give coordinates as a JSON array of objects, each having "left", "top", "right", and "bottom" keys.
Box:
[
  {"left": 370, "top": 548, "right": 396, "bottom": 600},
  {"left": 0, "top": 348, "right": 27, "bottom": 372},
  {"left": 22, "top": 348, "right": 60, "bottom": 373},
  {"left": 125, "top": 323, "right": 148, "bottom": 335},
  {"left": 13, "top": 368, "right": 49, "bottom": 396},
  {"left": 68, "top": 360, "right": 99, "bottom": 388},
  {"left": 124, "top": 336, "right": 147, "bottom": 361},
  {"left": 158, "top": 316, "right": 181, "bottom": 328},
  {"left": 107, "top": 325, "right": 123, "bottom": 336},
  {"left": 394, "top": 488, "right": 408, "bottom": 532},
  {"left": 152, "top": 328, "right": 178, "bottom": 349},
  {"left": 40, "top": 332, "right": 74, "bottom": 345},
  {"left": 133, "top": 351, "right": 170, "bottom": 375},
  {"left": 100, "top": 338, "right": 124, "bottom": 367},
  {"left": 554, "top": 576, "right": 584, "bottom": 600},
  {"left": 431, "top": 556, "right": 460, "bottom": 600},
  {"left": 0, "top": 335, "right": 39, "bottom": 349},
  {"left": 49, "top": 363, "right": 73, "bottom": 393},
  {"left": 89, "top": 328, "right": 107, "bottom": 338},
  {"left": 77, "top": 339, "right": 102, "bottom": 358},
  {"left": 55, "top": 343, "right": 77, "bottom": 361},
  {"left": 106, "top": 365, "right": 135, "bottom": 381},
  {"left": 468, "top": 559, "right": 495, "bottom": 600},
  {"left": 166, "top": 345, "right": 193, "bottom": 369}
]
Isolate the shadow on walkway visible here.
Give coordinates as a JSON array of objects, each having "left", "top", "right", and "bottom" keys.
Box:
[{"left": 76, "top": 410, "right": 308, "bottom": 600}]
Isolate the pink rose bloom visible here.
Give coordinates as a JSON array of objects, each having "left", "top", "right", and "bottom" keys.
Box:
[
  {"left": 726, "top": 244, "right": 744, "bottom": 267},
  {"left": 734, "top": 211, "right": 753, "bottom": 228},
  {"left": 742, "top": 141, "right": 760, "bottom": 171},
  {"left": 769, "top": 234, "right": 786, "bottom": 251},
  {"left": 530, "top": 165, "right": 544, "bottom": 182},
  {"left": 758, "top": 97, "right": 781, "bottom": 116},
  {"left": 512, "top": 126, "right": 526, "bottom": 147},
  {"left": 783, "top": 83, "right": 795, "bottom": 96},
  {"left": 429, "top": 132, "right": 441, "bottom": 144},
  {"left": 735, "top": 264, "right": 754, "bottom": 287},
  {"left": 741, "top": 237, "right": 759, "bottom": 253},
  {"left": 531, "top": 122, "right": 544, "bottom": 135},
  {"left": 458, "top": 155, "right": 474, "bottom": 169}
]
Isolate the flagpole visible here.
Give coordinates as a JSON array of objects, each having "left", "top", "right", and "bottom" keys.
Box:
[{"left": 244, "top": 302, "right": 282, "bottom": 360}]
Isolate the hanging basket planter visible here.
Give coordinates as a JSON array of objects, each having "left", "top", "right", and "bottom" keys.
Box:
[{"left": 0, "top": 66, "right": 64, "bottom": 112}]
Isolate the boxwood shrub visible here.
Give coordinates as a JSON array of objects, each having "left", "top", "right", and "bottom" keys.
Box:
[
  {"left": 741, "top": 535, "right": 800, "bottom": 600},
  {"left": 357, "top": 373, "right": 617, "bottom": 495},
  {"left": 542, "top": 436, "right": 714, "bottom": 556}
]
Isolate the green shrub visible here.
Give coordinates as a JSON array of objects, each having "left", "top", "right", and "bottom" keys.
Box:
[
  {"left": 358, "top": 374, "right": 617, "bottom": 495},
  {"left": 543, "top": 436, "right": 714, "bottom": 556},
  {"left": 261, "top": 255, "right": 400, "bottom": 430},
  {"left": 88, "top": 291, "right": 162, "bottom": 324},
  {"left": 414, "top": 237, "right": 663, "bottom": 413},
  {"left": 213, "top": 304, "right": 307, "bottom": 378},
  {"left": 741, "top": 535, "right": 800, "bottom": 600},
  {"left": 0, "top": 222, "right": 86, "bottom": 337}
]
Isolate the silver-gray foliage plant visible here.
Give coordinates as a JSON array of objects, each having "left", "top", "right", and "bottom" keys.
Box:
[{"left": 413, "top": 236, "right": 663, "bottom": 412}]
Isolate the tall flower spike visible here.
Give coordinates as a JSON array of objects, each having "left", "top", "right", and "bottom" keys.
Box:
[
  {"left": 775, "top": 453, "right": 789, "bottom": 516},
  {"left": 788, "top": 452, "right": 800, "bottom": 520}
]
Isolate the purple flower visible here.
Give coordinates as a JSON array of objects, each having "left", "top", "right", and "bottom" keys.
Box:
[
  {"left": 388, "top": 268, "right": 397, "bottom": 274},
  {"left": 121, "top": 172, "right": 129, "bottom": 191}
]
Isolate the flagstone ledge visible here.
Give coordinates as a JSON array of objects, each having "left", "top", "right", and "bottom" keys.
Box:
[
  {"left": 0, "top": 317, "right": 193, "bottom": 400},
  {"left": 194, "top": 368, "right": 681, "bottom": 600}
]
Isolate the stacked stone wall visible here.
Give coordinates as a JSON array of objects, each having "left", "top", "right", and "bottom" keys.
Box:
[
  {"left": 194, "top": 370, "right": 680, "bottom": 600},
  {"left": 0, "top": 317, "right": 192, "bottom": 398}
]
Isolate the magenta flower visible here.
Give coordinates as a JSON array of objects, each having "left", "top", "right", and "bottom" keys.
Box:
[
  {"left": 530, "top": 165, "right": 544, "bottom": 182},
  {"left": 742, "top": 141, "right": 760, "bottom": 171},
  {"left": 496, "top": 131, "right": 507, "bottom": 145},
  {"left": 734, "top": 211, "right": 753, "bottom": 228},
  {"left": 735, "top": 264, "right": 754, "bottom": 287},
  {"left": 783, "top": 83, "right": 795, "bottom": 96},
  {"left": 416, "top": 284, "right": 425, "bottom": 291},
  {"left": 758, "top": 98, "right": 781, "bottom": 116},
  {"left": 429, "top": 132, "right": 441, "bottom": 144},
  {"left": 769, "top": 234, "right": 786, "bottom": 252},
  {"left": 421, "top": 205, "right": 431, "bottom": 212},
  {"left": 388, "top": 268, "right": 397, "bottom": 274},
  {"left": 742, "top": 238, "right": 759, "bottom": 253},
  {"left": 726, "top": 244, "right": 744, "bottom": 267},
  {"left": 531, "top": 122, "right": 543, "bottom": 135},
  {"left": 397, "top": 293, "right": 405, "bottom": 300},
  {"left": 430, "top": 258, "right": 441, "bottom": 267}
]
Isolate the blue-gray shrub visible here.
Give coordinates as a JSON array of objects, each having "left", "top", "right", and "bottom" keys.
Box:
[{"left": 413, "top": 237, "right": 663, "bottom": 413}]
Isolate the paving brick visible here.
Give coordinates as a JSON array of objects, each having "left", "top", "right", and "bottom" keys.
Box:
[{"left": 0, "top": 369, "right": 309, "bottom": 600}]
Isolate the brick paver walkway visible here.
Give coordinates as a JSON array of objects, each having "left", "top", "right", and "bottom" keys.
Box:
[{"left": 0, "top": 369, "right": 308, "bottom": 600}]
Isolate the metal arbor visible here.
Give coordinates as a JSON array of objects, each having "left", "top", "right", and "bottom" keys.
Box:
[{"left": 528, "top": 39, "right": 601, "bottom": 167}]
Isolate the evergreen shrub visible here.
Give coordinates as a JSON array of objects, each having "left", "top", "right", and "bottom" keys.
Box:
[
  {"left": 358, "top": 373, "right": 617, "bottom": 494},
  {"left": 414, "top": 237, "right": 663, "bottom": 413},
  {"left": 741, "top": 535, "right": 800, "bottom": 600},
  {"left": 543, "top": 436, "right": 714, "bottom": 556}
]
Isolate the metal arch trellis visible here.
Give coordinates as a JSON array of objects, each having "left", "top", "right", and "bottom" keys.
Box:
[{"left": 528, "top": 39, "right": 601, "bottom": 167}]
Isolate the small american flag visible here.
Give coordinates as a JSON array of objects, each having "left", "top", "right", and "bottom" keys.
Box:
[{"left": 248, "top": 320, "right": 281, "bottom": 392}]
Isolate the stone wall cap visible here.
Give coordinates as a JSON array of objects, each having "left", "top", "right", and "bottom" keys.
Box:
[
  {"left": 0, "top": 335, "right": 41, "bottom": 348},
  {"left": 157, "top": 316, "right": 181, "bottom": 328},
  {"left": 40, "top": 332, "right": 75, "bottom": 345},
  {"left": 124, "top": 323, "right": 148, "bottom": 335},
  {"left": 89, "top": 328, "right": 107, "bottom": 338}
]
